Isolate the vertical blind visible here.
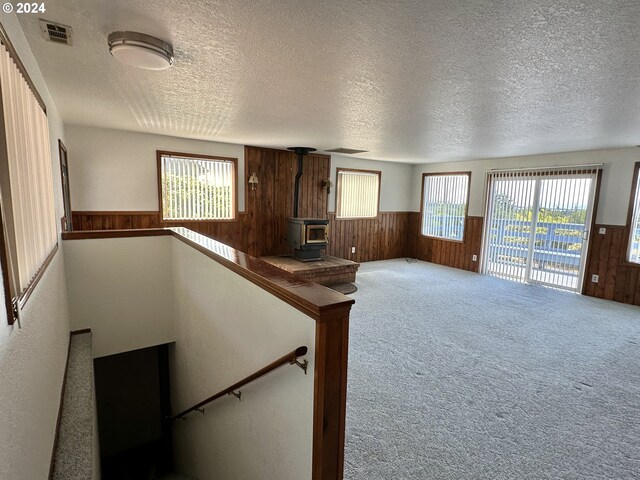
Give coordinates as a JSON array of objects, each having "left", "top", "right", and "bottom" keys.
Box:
[
  {"left": 161, "top": 154, "right": 234, "bottom": 220},
  {"left": 482, "top": 167, "right": 599, "bottom": 291},
  {"left": 421, "top": 174, "right": 469, "bottom": 240},
  {"left": 628, "top": 171, "right": 640, "bottom": 263},
  {"left": 0, "top": 41, "right": 56, "bottom": 294},
  {"left": 336, "top": 170, "right": 380, "bottom": 218}
]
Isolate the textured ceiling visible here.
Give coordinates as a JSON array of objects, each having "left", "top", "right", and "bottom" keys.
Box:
[{"left": 17, "top": 0, "right": 640, "bottom": 163}]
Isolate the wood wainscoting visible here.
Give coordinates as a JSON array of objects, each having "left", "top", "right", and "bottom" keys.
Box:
[
  {"left": 69, "top": 212, "right": 640, "bottom": 306},
  {"left": 583, "top": 224, "right": 640, "bottom": 305},
  {"left": 244, "top": 146, "right": 330, "bottom": 256},
  {"left": 72, "top": 211, "right": 250, "bottom": 252},
  {"left": 72, "top": 211, "right": 161, "bottom": 230},
  {"left": 71, "top": 210, "right": 413, "bottom": 263},
  {"left": 71, "top": 146, "right": 331, "bottom": 258},
  {"left": 326, "top": 212, "right": 411, "bottom": 263},
  {"left": 408, "top": 213, "right": 484, "bottom": 272},
  {"left": 70, "top": 145, "right": 410, "bottom": 263}
]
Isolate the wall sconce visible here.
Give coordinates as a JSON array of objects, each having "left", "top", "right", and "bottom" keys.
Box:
[
  {"left": 321, "top": 178, "right": 333, "bottom": 194},
  {"left": 248, "top": 172, "right": 259, "bottom": 191}
]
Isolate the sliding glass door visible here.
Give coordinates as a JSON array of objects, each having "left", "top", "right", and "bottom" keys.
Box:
[{"left": 482, "top": 168, "right": 598, "bottom": 292}]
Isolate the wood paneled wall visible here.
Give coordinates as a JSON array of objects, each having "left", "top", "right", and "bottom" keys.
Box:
[
  {"left": 583, "top": 225, "right": 640, "bottom": 305},
  {"left": 72, "top": 146, "right": 331, "bottom": 258},
  {"left": 244, "top": 147, "right": 330, "bottom": 256},
  {"left": 70, "top": 187, "right": 640, "bottom": 307},
  {"left": 325, "top": 212, "right": 411, "bottom": 263},
  {"left": 71, "top": 146, "right": 418, "bottom": 264},
  {"left": 408, "top": 214, "right": 484, "bottom": 272},
  {"left": 72, "top": 211, "right": 161, "bottom": 230}
]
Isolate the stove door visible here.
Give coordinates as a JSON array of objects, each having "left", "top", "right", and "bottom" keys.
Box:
[{"left": 305, "top": 225, "right": 328, "bottom": 244}]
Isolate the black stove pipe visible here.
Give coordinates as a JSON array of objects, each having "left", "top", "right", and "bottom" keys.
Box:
[{"left": 287, "top": 147, "right": 316, "bottom": 218}]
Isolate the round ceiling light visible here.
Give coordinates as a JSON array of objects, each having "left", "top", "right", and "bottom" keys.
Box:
[{"left": 107, "top": 31, "right": 174, "bottom": 70}]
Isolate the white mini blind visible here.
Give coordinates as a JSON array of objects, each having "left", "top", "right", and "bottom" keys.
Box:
[
  {"left": 0, "top": 41, "right": 56, "bottom": 294},
  {"left": 161, "top": 154, "right": 235, "bottom": 220},
  {"left": 421, "top": 174, "right": 469, "bottom": 240},
  {"left": 336, "top": 170, "right": 380, "bottom": 218}
]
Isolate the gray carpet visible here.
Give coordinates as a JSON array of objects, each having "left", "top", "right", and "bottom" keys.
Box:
[{"left": 344, "top": 259, "right": 640, "bottom": 480}]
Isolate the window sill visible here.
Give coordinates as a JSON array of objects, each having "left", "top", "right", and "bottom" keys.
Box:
[
  {"left": 161, "top": 218, "right": 239, "bottom": 224},
  {"left": 335, "top": 215, "right": 380, "bottom": 221},
  {"left": 5, "top": 243, "right": 59, "bottom": 325},
  {"left": 419, "top": 234, "right": 466, "bottom": 244}
]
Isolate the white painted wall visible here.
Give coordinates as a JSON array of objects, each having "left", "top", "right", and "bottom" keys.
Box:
[
  {"left": 0, "top": 254, "right": 70, "bottom": 479},
  {"left": 0, "top": 14, "right": 72, "bottom": 480},
  {"left": 65, "top": 125, "right": 246, "bottom": 212},
  {"left": 329, "top": 154, "right": 413, "bottom": 212},
  {"left": 63, "top": 236, "right": 175, "bottom": 358},
  {"left": 171, "top": 238, "right": 316, "bottom": 480},
  {"left": 411, "top": 147, "right": 640, "bottom": 225},
  {"left": 62, "top": 232, "right": 318, "bottom": 478}
]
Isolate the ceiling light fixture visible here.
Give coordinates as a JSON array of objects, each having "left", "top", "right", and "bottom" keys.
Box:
[{"left": 107, "top": 31, "right": 174, "bottom": 70}]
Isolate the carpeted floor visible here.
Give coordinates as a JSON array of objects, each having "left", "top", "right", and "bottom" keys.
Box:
[{"left": 344, "top": 259, "right": 640, "bottom": 480}]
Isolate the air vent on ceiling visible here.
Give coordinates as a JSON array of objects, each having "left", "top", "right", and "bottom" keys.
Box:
[
  {"left": 39, "top": 20, "right": 73, "bottom": 46},
  {"left": 325, "top": 148, "right": 369, "bottom": 155}
]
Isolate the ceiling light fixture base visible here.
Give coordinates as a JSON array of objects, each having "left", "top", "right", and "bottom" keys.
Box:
[{"left": 107, "top": 31, "right": 174, "bottom": 70}]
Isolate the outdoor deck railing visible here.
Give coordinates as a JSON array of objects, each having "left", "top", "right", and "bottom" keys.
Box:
[
  {"left": 426, "top": 216, "right": 587, "bottom": 270},
  {"left": 488, "top": 220, "right": 585, "bottom": 270}
]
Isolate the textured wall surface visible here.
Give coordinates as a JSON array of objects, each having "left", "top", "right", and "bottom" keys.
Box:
[
  {"left": 328, "top": 155, "right": 413, "bottom": 212},
  {"left": 0, "top": 13, "right": 71, "bottom": 480},
  {"left": 65, "top": 125, "right": 246, "bottom": 212},
  {"left": 170, "top": 238, "right": 316, "bottom": 480},
  {"left": 0, "top": 254, "right": 70, "bottom": 479},
  {"left": 411, "top": 147, "right": 640, "bottom": 225},
  {"left": 64, "top": 236, "right": 175, "bottom": 358}
]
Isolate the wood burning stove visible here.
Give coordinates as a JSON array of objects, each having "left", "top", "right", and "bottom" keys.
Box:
[
  {"left": 285, "top": 146, "right": 330, "bottom": 261},
  {"left": 287, "top": 217, "right": 329, "bottom": 261}
]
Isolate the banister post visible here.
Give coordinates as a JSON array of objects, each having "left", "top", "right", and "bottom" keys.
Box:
[{"left": 312, "top": 304, "right": 351, "bottom": 480}]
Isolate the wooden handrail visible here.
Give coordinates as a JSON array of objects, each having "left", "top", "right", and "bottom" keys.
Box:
[{"left": 170, "top": 346, "right": 309, "bottom": 421}]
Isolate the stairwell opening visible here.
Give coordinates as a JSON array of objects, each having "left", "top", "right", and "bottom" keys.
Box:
[{"left": 94, "top": 344, "right": 173, "bottom": 479}]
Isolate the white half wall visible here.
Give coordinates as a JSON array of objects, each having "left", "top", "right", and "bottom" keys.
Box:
[
  {"left": 63, "top": 236, "right": 175, "bottom": 358},
  {"left": 65, "top": 124, "right": 246, "bottom": 212},
  {"left": 170, "top": 238, "right": 316, "bottom": 480},
  {"left": 329, "top": 154, "right": 413, "bottom": 212},
  {"left": 0, "top": 14, "right": 71, "bottom": 480},
  {"left": 411, "top": 147, "right": 640, "bottom": 225}
]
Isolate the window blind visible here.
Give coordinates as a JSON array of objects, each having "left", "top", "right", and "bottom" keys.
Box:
[
  {"left": 421, "top": 174, "right": 469, "bottom": 240},
  {"left": 628, "top": 171, "right": 640, "bottom": 263},
  {"left": 337, "top": 170, "right": 380, "bottom": 218},
  {"left": 160, "top": 154, "right": 235, "bottom": 220},
  {"left": 482, "top": 166, "right": 599, "bottom": 291},
  {"left": 0, "top": 41, "right": 56, "bottom": 296}
]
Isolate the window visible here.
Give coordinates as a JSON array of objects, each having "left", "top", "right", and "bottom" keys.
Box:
[
  {"left": 336, "top": 169, "right": 380, "bottom": 218},
  {"left": 627, "top": 162, "right": 640, "bottom": 263},
  {"left": 421, "top": 173, "right": 470, "bottom": 241},
  {"left": 158, "top": 151, "right": 237, "bottom": 221},
  {"left": 0, "top": 27, "right": 58, "bottom": 324}
]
